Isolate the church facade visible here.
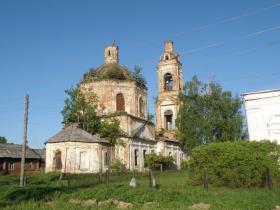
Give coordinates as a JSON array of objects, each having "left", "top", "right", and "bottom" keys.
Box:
[{"left": 45, "top": 41, "right": 185, "bottom": 173}]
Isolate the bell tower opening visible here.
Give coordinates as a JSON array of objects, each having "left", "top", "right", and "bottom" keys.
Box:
[
  {"left": 164, "top": 110, "right": 173, "bottom": 130},
  {"left": 164, "top": 73, "right": 173, "bottom": 91}
]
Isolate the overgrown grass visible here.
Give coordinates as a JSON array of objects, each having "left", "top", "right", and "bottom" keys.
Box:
[{"left": 0, "top": 171, "right": 279, "bottom": 209}]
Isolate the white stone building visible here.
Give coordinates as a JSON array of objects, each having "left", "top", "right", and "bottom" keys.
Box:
[
  {"left": 45, "top": 41, "right": 185, "bottom": 173},
  {"left": 243, "top": 89, "right": 280, "bottom": 144}
]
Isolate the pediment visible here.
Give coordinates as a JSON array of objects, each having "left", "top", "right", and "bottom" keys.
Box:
[{"left": 131, "top": 124, "right": 155, "bottom": 141}]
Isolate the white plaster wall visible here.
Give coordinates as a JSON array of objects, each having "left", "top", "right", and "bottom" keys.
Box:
[
  {"left": 46, "top": 142, "right": 110, "bottom": 173},
  {"left": 244, "top": 89, "right": 280, "bottom": 144},
  {"left": 129, "top": 139, "right": 156, "bottom": 171}
]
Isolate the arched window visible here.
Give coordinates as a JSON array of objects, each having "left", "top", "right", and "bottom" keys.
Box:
[
  {"left": 139, "top": 96, "right": 144, "bottom": 117},
  {"left": 165, "top": 55, "right": 169, "bottom": 60},
  {"left": 116, "top": 93, "right": 125, "bottom": 112},
  {"left": 164, "top": 110, "right": 173, "bottom": 130},
  {"left": 53, "top": 150, "right": 62, "bottom": 171},
  {"left": 164, "top": 73, "right": 173, "bottom": 91},
  {"left": 108, "top": 50, "right": 111, "bottom": 56}
]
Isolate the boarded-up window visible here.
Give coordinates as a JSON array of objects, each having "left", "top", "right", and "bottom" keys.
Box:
[
  {"left": 116, "top": 93, "right": 125, "bottom": 112},
  {"left": 79, "top": 151, "right": 89, "bottom": 170},
  {"left": 104, "top": 151, "right": 110, "bottom": 166},
  {"left": 53, "top": 150, "right": 62, "bottom": 171}
]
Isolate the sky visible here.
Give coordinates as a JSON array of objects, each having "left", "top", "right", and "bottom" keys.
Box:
[{"left": 0, "top": 0, "right": 279, "bottom": 149}]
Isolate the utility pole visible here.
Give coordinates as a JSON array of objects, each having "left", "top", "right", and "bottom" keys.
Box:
[{"left": 20, "top": 94, "right": 29, "bottom": 186}]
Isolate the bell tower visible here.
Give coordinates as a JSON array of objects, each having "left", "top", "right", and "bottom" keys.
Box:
[{"left": 155, "top": 41, "right": 183, "bottom": 135}]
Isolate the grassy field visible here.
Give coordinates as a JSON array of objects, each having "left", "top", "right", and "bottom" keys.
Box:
[{"left": 0, "top": 171, "right": 279, "bottom": 210}]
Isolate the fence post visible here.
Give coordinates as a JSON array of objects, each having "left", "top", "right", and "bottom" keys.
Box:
[
  {"left": 204, "top": 169, "right": 208, "bottom": 190},
  {"left": 99, "top": 170, "right": 102, "bottom": 184},
  {"left": 67, "top": 174, "right": 70, "bottom": 191},
  {"left": 106, "top": 170, "right": 109, "bottom": 186},
  {"left": 267, "top": 167, "right": 273, "bottom": 190}
]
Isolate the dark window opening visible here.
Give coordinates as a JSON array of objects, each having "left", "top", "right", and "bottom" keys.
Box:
[
  {"left": 54, "top": 150, "right": 62, "bottom": 171},
  {"left": 165, "top": 55, "right": 169, "bottom": 60},
  {"left": 134, "top": 149, "right": 138, "bottom": 166},
  {"left": 139, "top": 97, "right": 144, "bottom": 117},
  {"left": 164, "top": 73, "right": 173, "bottom": 91},
  {"left": 164, "top": 110, "right": 173, "bottom": 130},
  {"left": 116, "top": 93, "right": 125, "bottom": 112},
  {"left": 108, "top": 50, "right": 111, "bottom": 56}
]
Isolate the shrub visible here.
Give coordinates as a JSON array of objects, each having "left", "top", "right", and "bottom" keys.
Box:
[
  {"left": 180, "top": 160, "right": 189, "bottom": 170},
  {"left": 144, "top": 152, "right": 174, "bottom": 170},
  {"left": 188, "top": 141, "right": 280, "bottom": 188},
  {"left": 109, "top": 159, "right": 126, "bottom": 172}
]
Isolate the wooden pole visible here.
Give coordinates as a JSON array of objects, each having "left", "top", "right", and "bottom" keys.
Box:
[
  {"left": 20, "top": 94, "right": 29, "bottom": 186},
  {"left": 267, "top": 167, "right": 273, "bottom": 190},
  {"left": 204, "top": 169, "right": 208, "bottom": 190}
]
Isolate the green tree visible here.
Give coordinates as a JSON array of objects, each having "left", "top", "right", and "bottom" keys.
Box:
[
  {"left": 132, "top": 66, "right": 147, "bottom": 86},
  {"left": 176, "top": 76, "right": 245, "bottom": 153},
  {"left": 0, "top": 136, "right": 7, "bottom": 144},
  {"left": 61, "top": 87, "right": 124, "bottom": 146},
  {"left": 148, "top": 113, "right": 155, "bottom": 124},
  {"left": 61, "top": 87, "right": 100, "bottom": 134},
  {"left": 99, "top": 118, "right": 124, "bottom": 146}
]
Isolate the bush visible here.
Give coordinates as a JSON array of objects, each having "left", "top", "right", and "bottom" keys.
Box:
[
  {"left": 109, "top": 159, "right": 126, "bottom": 172},
  {"left": 180, "top": 160, "right": 189, "bottom": 170},
  {"left": 144, "top": 152, "right": 174, "bottom": 170},
  {"left": 188, "top": 141, "right": 280, "bottom": 188}
]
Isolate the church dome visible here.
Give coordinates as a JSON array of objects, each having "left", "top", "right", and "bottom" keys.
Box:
[{"left": 81, "top": 63, "right": 134, "bottom": 83}]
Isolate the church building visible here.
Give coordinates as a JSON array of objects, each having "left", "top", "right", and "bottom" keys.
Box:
[{"left": 45, "top": 41, "right": 185, "bottom": 173}]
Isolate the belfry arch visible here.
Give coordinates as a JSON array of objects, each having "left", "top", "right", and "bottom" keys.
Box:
[{"left": 164, "top": 73, "right": 173, "bottom": 91}]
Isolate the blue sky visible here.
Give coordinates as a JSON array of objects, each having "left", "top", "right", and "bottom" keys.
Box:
[{"left": 0, "top": 0, "right": 279, "bottom": 149}]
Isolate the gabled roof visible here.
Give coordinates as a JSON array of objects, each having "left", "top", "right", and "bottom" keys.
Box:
[
  {"left": 131, "top": 124, "right": 155, "bottom": 141},
  {"left": 45, "top": 124, "right": 109, "bottom": 144},
  {"left": 0, "top": 144, "right": 41, "bottom": 159}
]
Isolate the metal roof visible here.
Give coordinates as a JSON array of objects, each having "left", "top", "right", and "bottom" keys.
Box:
[{"left": 45, "top": 124, "right": 110, "bottom": 144}]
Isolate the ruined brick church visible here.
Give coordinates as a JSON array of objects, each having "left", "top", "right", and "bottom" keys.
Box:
[{"left": 45, "top": 41, "right": 185, "bottom": 173}]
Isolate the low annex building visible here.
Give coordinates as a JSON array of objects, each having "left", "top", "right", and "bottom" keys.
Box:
[
  {"left": 243, "top": 89, "right": 280, "bottom": 144},
  {"left": 45, "top": 41, "right": 185, "bottom": 173},
  {"left": 0, "top": 143, "right": 44, "bottom": 174}
]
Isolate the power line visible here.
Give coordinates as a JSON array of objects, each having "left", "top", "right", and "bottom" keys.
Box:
[
  {"left": 188, "top": 40, "right": 280, "bottom": 67},
  {"left": 181, "top": 25, "right": 280, "bottom": 55},
  {"left": 136, "top": 2, "right": 280, "bottom": 47}
]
